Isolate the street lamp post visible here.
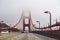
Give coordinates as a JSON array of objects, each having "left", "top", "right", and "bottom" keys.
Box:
[
  {"left": 36, "top": 21, "right": 40, "bottom": 31},
  {"left": 44, "top": 11, "right": 52, "bottom": 34}
]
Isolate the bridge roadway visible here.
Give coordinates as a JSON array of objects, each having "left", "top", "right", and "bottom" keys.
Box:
[{"left": 0, "top": 32, "right": 57, "bottom": 40}]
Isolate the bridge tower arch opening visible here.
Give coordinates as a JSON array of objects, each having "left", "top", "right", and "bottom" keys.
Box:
[{"left": 25, "top": 26, "right": 29, "bottom": 32}]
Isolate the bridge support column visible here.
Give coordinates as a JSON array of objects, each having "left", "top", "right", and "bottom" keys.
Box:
[{"left": 23, "top": 17, "right": 30, "bottom": 32}]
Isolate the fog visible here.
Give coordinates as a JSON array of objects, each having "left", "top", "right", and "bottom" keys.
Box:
[{"left": 0, "top": 0, "right": 60, "bottom": 27}]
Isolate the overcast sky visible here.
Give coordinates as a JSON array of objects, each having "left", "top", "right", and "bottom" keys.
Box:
[{"left": 0, "top": 0, "right": 60, "bottom": 27}]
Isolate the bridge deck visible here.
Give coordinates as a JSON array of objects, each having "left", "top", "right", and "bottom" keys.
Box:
[{"left": 0, "top": 32, "right": 57, "bottom": 40}]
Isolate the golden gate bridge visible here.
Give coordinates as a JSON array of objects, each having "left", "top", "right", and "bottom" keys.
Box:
[{"left": 0, "top": 11, "right": 60, "bottom": 39}]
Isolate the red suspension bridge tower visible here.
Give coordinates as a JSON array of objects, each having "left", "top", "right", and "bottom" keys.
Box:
[{"left": 23, "top": 17, "right": 31, "bottom": 32}]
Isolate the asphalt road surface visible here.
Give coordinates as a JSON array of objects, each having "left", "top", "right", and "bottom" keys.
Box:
[{"left": 0, "top": 33, "right": 57, "bottom": 40}]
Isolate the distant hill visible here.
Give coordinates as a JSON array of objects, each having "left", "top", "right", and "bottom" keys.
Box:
[
  {"left": 0, "top": 23, "right": 22, "bottom": 32},
  {"left": 0, "top": 23, "right": 9, "bottom": 28}
]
